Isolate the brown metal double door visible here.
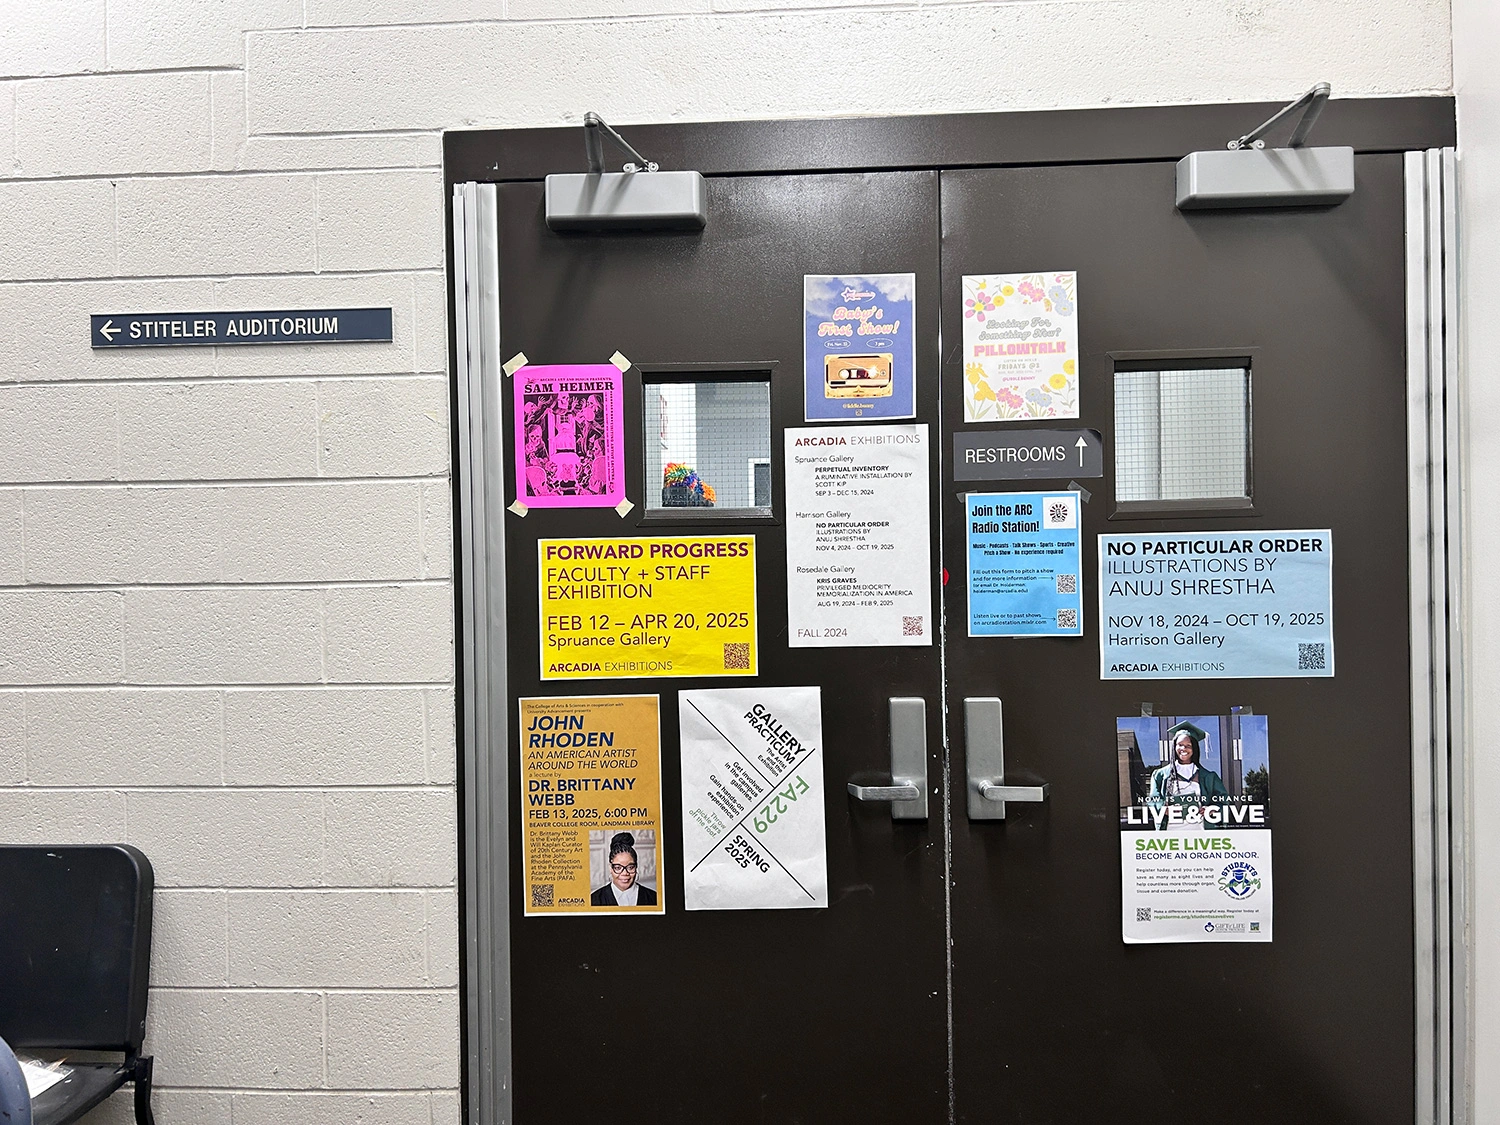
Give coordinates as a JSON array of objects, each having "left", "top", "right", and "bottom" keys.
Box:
[{"left": 494, "top": 157, "right": 1413, "bottom": 1123}]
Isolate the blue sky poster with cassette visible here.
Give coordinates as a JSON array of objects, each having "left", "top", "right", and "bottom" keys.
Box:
[
  {"left": 803, "top": 274, "right": 916, "bottom": 422},
  {"left": 966, "top": 491, "right": 1083, "bottom": 637}
]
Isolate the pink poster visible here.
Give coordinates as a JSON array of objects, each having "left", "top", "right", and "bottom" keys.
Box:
[{"left": 514, "top": 364, "right": 626, "bottom": 509}]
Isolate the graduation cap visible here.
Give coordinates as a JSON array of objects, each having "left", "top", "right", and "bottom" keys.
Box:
[{"left": 1165, "top": 720, "right": 1208, "bottom": 745}]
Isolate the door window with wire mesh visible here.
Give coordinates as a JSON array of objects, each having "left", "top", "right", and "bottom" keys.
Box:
[
  {"left": 1114, "top": 363, "right": 1251, "bottom": 510},
  {"left": 644, "top": 376, "right": 773, "bottom": 515}
]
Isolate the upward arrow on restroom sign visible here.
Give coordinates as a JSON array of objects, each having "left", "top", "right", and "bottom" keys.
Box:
[
  {"left": 90, "top": 308, "right": 393, "bottom": 348},
  {"left": 953, "top": 428, "right": 1105, "bottom": 481}
]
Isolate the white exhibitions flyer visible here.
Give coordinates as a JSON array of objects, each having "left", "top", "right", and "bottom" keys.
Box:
[{"left": 784, "top": 424, "right": 932, "bottom": 647}]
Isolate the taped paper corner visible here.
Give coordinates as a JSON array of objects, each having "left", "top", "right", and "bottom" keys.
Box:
[
  {"left": 502, "top": 352, "right": 529, "bottom": 377},
  {"left": 609, "top": 351, "right": 631, "bottom": 372},
  {"left": 508, "top": 499, "right": 529, "bottom": 517},
  {"left": 615, "top": 498, "right": 635, "bottom": 518}
]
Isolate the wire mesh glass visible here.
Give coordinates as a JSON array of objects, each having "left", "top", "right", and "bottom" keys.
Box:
[
  {"left": 1114, "top": 367, "right": 1250, "bottom": 502},
  {"left": 644, "top": 379, "right": 772, "bottom": 513}
]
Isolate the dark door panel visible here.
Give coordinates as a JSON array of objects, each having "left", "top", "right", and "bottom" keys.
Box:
[
  {"left": 495, "top": 172, "right": 949, "bottom": 1124},
  {"left": 941, "top": 158, "right": 1414, "bottom": 1123}
]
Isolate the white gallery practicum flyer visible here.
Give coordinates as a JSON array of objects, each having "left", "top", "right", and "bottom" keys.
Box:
[{"left": 679, "top": 686, "right": 828, "bottom": 910}]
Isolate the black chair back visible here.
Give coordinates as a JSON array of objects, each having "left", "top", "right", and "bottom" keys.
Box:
[{"left": 0, "top": 845, "right": 154, "bottom": 1055}]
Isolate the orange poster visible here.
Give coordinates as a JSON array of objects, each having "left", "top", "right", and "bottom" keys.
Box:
[{"left": 519, "top": 694, "right": 664, "bottom": 916}]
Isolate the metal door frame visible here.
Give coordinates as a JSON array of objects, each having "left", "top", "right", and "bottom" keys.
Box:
[
  {"left": 447, "top": 103, "right": 1464, "bottom": 1125},
  {"left": 1406, "top": 148, "right": 1468, "bottom": 1125},
  {"left": 452, "top": 182, "right": 511, "bottom": 1125}
]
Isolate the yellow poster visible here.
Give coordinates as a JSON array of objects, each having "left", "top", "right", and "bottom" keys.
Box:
[
  {"left": 538, "top": 536, "right": 758, "bottom": 680},
  {"left": 520, "top": 694, "right": 664, "bottom": 916}
]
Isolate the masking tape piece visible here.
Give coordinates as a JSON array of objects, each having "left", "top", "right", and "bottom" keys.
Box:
[
  {"left": 609, "top": 351, "right": 631, "bottom": 372},
  {"left": 502, "top": 352, "right": 529, "bottom": 377},
  {"left": 615, "top": 498, "right": 635, "bottom": 518},
  {"left": 1067, "top": 481, "right": 1093, "bottom": 503},
  {"left": 509, "top": 500, "right": 529, "bottom": 517}
]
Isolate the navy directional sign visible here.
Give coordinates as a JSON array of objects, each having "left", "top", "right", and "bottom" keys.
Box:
[
  {"left": 954, "top": 427, "right": 1104, "bottom": 481},
  {"left": 90, "top": 308, "right": 392, "bottom": 348}
]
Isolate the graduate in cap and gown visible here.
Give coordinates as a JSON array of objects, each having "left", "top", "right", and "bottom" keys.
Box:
[{"left": 1147, "top": 720, "right": 1229, "bottom": 819}]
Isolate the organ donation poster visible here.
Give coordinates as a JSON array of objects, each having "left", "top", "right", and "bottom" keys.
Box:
[
  {"left": 520, "top": 694, "right": 664, "bottom": 916},
  {"left": 784, "top": 424, "right": 932, "bottom": 647},
  {"left": 514, "top": 364, "right": 625, "bottom": 509},
  {"left": 679, "top": 686, "right": 828, "bottom": 910},
  {"left": 803, "top": 274, "right": 916, "bottom": 422},
  {"left": 962, "top": 272, "right": 1078, "bottom": 421},
  {"left": 1098, "top": 530, "right": 1334, "bottom": 679},
  {"left": 1118, "top": 711, "right": 1272, "bottom": 943},
  {"left": 538, "top": 536, "right": 757, "bottom": 680}
]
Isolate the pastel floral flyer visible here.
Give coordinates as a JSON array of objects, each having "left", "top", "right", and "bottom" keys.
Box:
[{"left": 961, "top": 272, "right": 1078, "bottom": 422}]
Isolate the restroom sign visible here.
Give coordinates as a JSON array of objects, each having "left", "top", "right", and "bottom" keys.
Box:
[
  {"left": 953, "top": 428, "right": 1103, "bottom": 481},
  {"left": 90, "top": 308, "right": 393, "bottom": 348}
]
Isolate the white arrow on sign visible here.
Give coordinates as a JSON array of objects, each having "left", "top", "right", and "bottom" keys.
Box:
[
  {"left": 1075, "top": 436, "right": 1088, "bottom": 466},
  {"left": 99, "top": 319, "right": 120, "bottom": 341}
]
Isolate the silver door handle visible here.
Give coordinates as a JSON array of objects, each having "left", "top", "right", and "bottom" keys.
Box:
[
  {"left": 979, "top": 783, "right": 1050, "bottom": 803},
  {"left": 848, "top": 783, "right": 922, "bottom": 802},
  {"left": 965, "top": 697, "right": 1049, "bottom": 821},
  {"left": 847, "top": 697, "right": 928, "bottom": 820}
]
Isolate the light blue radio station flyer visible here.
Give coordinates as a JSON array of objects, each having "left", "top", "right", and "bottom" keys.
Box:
[
  {"left": 1099, "top": 530, "right": 1334, "bottom": 679},
  {"left": 966, "top": 491, "right": 1082, "bottom": 637},
  {"left": 803, "top": 274, "right": 916, "bottom": 422}
]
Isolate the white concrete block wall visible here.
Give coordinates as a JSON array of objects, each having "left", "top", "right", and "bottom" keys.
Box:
[
  {"left": 0, "top": 1, "right": 1454, "bottom": 1122},
  {"left": 1455, "top": 0, "right": 1500, "bottom": 1117}
]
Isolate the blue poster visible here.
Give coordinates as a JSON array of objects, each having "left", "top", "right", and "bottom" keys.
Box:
[
  {"left": 1098, "top": 530, "right": 1334, "bottom": 679},
  {"left": 803, "top": 274, "right": 916, "bottom": 422},
  {"left": 966, "top": 491, "right": 1083, "bottom": 637}
]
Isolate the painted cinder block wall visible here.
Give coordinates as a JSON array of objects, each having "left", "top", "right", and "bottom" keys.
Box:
[{"left": 0, "top": 1, "right": 1467, "bottom": 1122}]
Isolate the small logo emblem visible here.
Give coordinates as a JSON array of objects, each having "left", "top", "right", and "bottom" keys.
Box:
[
  {"left": 1203, "top": 922, "right": 1215, "bottom": 933},
  {"left": 1218, "top": 861, "right": 1262, "bottom": 900},
  {"left": 1042, "top": 494, "right": 1077, "bottom": 529}
]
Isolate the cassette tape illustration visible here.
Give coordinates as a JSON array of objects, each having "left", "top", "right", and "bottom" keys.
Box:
[{"left": 823, "top": 353, "right": 894, "bottom": 399}]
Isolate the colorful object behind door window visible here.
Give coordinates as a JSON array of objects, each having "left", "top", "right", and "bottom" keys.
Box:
[
  {"left": 513, "top": 363, "right": 626, "bottom": 509},
  {"left": 662, "top": 462, "right": 716, "bottom": 507}
]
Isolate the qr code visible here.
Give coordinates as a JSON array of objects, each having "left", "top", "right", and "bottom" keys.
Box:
[
  {"left": 1056, "top": 573, "right": 1077, "bottom": 595},
  {"left": 1136, "top": 907, "right": 1152, "bottom": 922},
  {"left": 723, "top": 642, "right": 751, "bottom": 670},
  {"left": 1056, "top": 608, "right": 1079, "bottom": 630},
  {"left": 530, "top": 884, "right": 554, "bottom": 908},
  {"left": 903, "top": 616, "right": 924, "bottom": 636},
  {"left": 1298, "top": 642, "right": 1327, "bottom": 670}
]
